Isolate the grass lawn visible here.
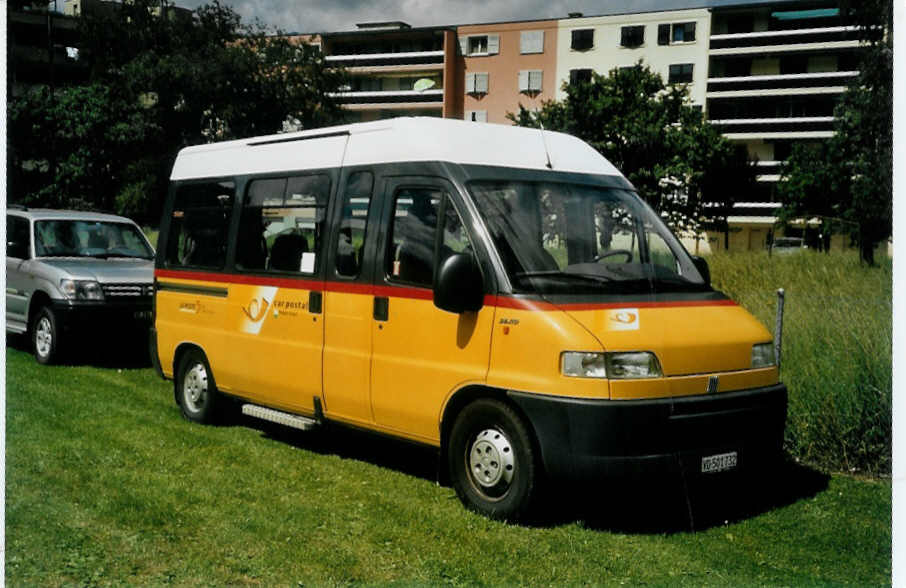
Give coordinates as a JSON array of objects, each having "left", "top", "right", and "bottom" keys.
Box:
[{"left": 5, "top": 340, "right": 891, "bottom": 586}]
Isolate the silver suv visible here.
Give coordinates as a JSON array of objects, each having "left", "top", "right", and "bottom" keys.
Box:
[{"left": 6, "top": 207, "right": 155, "bottom": 364}]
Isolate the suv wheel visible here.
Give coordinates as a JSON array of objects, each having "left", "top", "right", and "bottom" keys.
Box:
[{"left": 32, "top": 306, "right": 61, "bottom": 365}]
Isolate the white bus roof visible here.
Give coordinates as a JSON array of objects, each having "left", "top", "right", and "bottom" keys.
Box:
[{"left": 169, "top": 117, "right": 623, "bottom": 181}]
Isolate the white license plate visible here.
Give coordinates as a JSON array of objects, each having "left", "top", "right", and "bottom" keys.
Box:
[{"left": 701, "top": 451, "right": 738, "bottom": 473}]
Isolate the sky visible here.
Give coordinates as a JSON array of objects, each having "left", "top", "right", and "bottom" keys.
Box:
[{"left": 171, "top": 0, "right": 791, "bottom": 35}]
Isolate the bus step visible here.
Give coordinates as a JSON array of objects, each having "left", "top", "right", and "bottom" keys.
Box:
[{"left": 241, "top": 404, "right": 319, "bottom": 431}]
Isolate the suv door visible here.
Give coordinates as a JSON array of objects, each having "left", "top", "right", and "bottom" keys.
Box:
[{"left": 6, "top": 214, "right": 33, "bottom": 331}]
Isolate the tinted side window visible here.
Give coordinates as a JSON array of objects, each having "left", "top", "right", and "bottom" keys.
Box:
[
  {"left": 7, "top": 215, "right": 30, "bottom": 259},
  {"left": 236, "top": 174, "right": 330, "bottom": 274},
  {"left": 387, "top": 188, "right": 443, "bottom": 287},
  {"left": 335, "top": 171, "right": 373, "bottom": 278},
  {"left": 165, "top": 180, "right": 235, "bottom": 269}
]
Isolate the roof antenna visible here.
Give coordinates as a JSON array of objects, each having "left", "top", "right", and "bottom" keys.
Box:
[{"left": 538, "top": 122, "right": 554, "bottom": 169}]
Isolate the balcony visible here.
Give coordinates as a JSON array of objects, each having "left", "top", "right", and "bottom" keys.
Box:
[
  {"left": 710, "top": 26, "right": 862, "bottom": 55},
  {"left": 329, "top": 88, "right": 444, "bottom": 111},
  {"left": 324, "top": 50, "right": 445, "bottom": 69},
  {"left": 754, "top": 161, "right": 782, "bottom": 182},
  {"left": 706, "top": 70, "right": 857, "bottom": 97},
  {"left": 710, "top": 117, "right": 835, "bottom": 140}
]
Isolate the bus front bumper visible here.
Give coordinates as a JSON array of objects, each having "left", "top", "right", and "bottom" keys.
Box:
[{"left": 508, "top": 384, "right": 788, "bottom": 480}]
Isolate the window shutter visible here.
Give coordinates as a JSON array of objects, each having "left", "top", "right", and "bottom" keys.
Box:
[
  {"left": 476, "top": 72, "right": 489, "bottom": 93},
  {"left": 487, "top": 34, "right": 500, "bottom": 55},
  {"left": 520, "top": 30, "right": 544, "bottom": 54},
  {"left": 518, "top": 70, "right": 529, "bottom": 92},
  {"left": 459, "top": 36, "right": 468, "bottom": 55},
  {"left": 465, "top": 73, "right": 475, "bottom": 93},
  {"left": 529, "top": 70, "right": 543, "bottom": 91}
]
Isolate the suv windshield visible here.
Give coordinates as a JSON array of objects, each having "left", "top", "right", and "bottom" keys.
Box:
[
  {"left": 469, "top": 180, "right": 706, "bottom": 295},
  {"left": 34, "top": 220, "right": 154, "bottom": 260}
]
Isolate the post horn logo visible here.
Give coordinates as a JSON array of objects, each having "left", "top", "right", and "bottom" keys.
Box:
[
  {"left": 242, "top": 297, "right": 270, "bottom": 322},
  {"left": 611, "top": 310, "right": 637, "bottom": 325}
]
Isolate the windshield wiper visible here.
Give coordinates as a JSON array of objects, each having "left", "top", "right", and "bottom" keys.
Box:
[{"left": 516, "top": 270, "right": 612, "bottom": 284}]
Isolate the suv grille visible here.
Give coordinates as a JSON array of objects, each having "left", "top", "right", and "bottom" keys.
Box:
[{"left": 102, "top": 283, "right": 153, "bottom": 298}]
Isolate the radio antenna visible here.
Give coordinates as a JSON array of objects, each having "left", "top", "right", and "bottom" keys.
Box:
[{"left": 538, "top": 122, "right": 554, "bottom": 169}]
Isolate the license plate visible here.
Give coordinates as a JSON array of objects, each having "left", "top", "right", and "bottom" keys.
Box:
[
  {"left": 134, "top": 310, "right": 152, "bottom": 321},
  {"left": 701, "top": 451, "right": 737, "bottom": 473}
]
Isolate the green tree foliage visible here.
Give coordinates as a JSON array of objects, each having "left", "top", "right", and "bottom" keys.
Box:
[
  {"left": 779, "top": 0, "right": 892, "bottom": 265},
  {"left": 8, "top": 0, "right": 346, "bottom": 223},
  {"left": 508, "top": 63, "right": 756, "bottom": 240}
]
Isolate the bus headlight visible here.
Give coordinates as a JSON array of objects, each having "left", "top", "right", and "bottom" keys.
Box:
[
  {"left": 561, "top": 351, "right": 663, "bottom": 379},
  {"left": 561, "top": 352, "right": 608, "bottom": 378},
  {"left": 751, "top": 343, "right": 775, "bottom": 368},
  {"left": 60, "top": 279, "right": 104, "bottom": 301},
  {"left": 605, "top": 352, "right": 663, "bottom": 379}
]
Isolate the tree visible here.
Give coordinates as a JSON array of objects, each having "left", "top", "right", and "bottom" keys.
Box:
[
  {"left": 7, "top": 0, "right": 347, "bottom": 224},
  {"left": 508, "top": 63, "right": 755, "bottom": 240},
  {"left": 779, "top": 0, "right": 892, "bottom": 265}
]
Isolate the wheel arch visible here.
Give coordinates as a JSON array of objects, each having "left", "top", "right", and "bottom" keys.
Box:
[
  {"left": 26, "top": 290, "right": 53, "bottom": 331},
  {"left": 172, "top": 342, "right": 208, "bottom": 405},
  {"left": 438, "top": 384, "right": 542, "bottom": 484}
]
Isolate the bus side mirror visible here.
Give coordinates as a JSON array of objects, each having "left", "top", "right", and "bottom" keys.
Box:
[
  {"left": 692, "top": 255, "right": 711, "bottom": 286},
  {"left": 434, "top": 252, "right": 484, "bottom": 314}
]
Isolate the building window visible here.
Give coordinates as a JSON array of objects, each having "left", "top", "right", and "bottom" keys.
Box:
[
  {"left": 460, "top": 34, "right": 499, "bottom": 56},
  {"left": 465, "top": 110, "right": 487, "bottom": 122},
  {"left": 620, "top": 25, "right": 645, "bottom": 48},
  {"left": 518, "top": 70, "right": 543, "bottom": 93},
  {"left": 659, "top": 22, "right": 696, "bottom": 45},
  {"left": 658, "top": 24, "right": 670, "bottom": 45},
  {"left": 465, "top": 72, "right": 489, "bottom": 94},
  {"left": 673, "top": 22, "right": 696, "bottom": 43},
  {"left": 668, "top": 63, "right": 694, "bottom": 84},
  {"left": 520, "top": 30, "right": 544, "bottom": 54},
  {"left": 569, "top": 68, "right": 593, "bottom": 84},
  {"left": 571, "top": 29, "right": 594, "bottom": 51}
]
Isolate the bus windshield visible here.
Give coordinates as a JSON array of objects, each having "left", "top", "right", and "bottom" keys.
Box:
[{"left": 468, "top": 180, "right": 707, "bottom": 296}]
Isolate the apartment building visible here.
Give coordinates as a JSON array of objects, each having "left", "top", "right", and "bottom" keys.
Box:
[
  {"left": 457, "top": 20, "right": 558, "bottom": 124},
  {"left": 705, "top": 2, "right": 861, "bottom": 251},
  {"left": 318, "top": 22, "right": 460, "bottom": 122},
  {"left": 556, "top": 9, "right": 712, "bottom": 108}
]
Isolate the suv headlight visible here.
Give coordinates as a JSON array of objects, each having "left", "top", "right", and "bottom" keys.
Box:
[
  {"left": 561, "top": 351, "right": 663, "bottom": 379},
  {"left": 60, "top": 279, "right": 104, "bottom": 301},
  {"left": 751, "top": 342, "right": 775, "bottom": 368}
]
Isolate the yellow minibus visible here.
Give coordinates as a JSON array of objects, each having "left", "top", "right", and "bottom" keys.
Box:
[{"left": 151, "top": 117, "right": 786, "bottom": 520}]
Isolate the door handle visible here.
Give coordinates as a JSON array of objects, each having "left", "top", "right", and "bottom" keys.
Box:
[
  {"left": 309, "top": 291, "right": 322, "bottom": 314},
  {"left": 373, "top": 296, "right": 389, "bottom": 321}
]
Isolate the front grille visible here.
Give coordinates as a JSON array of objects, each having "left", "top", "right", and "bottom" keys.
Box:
[{"left": 102, "top": 283, "right": 153, "bottom": 298}]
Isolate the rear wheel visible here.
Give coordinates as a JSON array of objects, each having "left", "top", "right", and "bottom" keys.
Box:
[
  {"left": 448, "top": 398, "right": 538, "bottom": 521},
  {"left": 31, "top": 306, "right": 60, "bottom": 365},
  {"left": 176, "top": 349, "right": 220, "bottom": 423}
]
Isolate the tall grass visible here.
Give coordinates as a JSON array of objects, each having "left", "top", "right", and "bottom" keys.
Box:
[{"left": 707, "top": 250, "right": 892, "bottom": 475}]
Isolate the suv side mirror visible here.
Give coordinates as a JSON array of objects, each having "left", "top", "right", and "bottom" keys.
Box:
[
  {"left": 692, "top": 255, "right": 711, "bottom": 286},
  {"left": 434, "top": 252, "right": 484, "bottom": 314}
]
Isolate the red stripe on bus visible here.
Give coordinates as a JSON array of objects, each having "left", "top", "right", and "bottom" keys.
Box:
[{"left": 155, "top": 269, "right": 737, "bottom": 310}]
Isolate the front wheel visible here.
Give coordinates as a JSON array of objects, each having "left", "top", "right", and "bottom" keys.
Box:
[
  {"left": 448, "top": 398, "right": 538, "bottom": 521},
  {"left": 176, "top": 349, "right": 220, "bottom": 424},
  {"left": 31, "top": 306, "right": 61, "bottom": 365}
]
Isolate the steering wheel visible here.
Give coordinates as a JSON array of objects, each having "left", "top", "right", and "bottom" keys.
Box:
[{"left": 593, "top": 249, "right": 633, "bottom": 263}]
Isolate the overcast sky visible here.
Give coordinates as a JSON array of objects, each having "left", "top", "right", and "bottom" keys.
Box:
[{"left": 171, "top": 0, "right": 787, "bottom": 35}]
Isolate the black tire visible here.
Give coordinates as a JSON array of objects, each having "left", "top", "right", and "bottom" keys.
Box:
[
  {"left": 31, "top": 306, "right": 61, "bottom": 365},
  {"left": 448, "top": 398, "right": 538, "bottom": 521},
  {"left": 176, "top": 349, "right": 220, "bottom": 424}
]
